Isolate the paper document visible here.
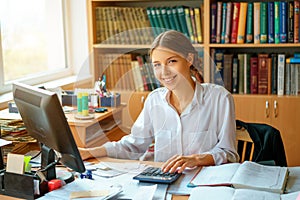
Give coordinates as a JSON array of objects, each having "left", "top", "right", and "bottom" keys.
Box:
[{"left": 0, "top": 138, "right": 12, "bottom": 147}]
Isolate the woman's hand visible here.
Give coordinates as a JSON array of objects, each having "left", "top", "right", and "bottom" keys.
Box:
[
  {"left": 78, "top": 146, "right": 107, "bottom": 160},
  {"left": 161, "top": 154, "right": 215, "bottom": 173}
]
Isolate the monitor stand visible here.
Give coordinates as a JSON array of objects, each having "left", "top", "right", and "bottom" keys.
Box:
[{"left": 41, "top": 144, "right": 74, "bottom": 183}]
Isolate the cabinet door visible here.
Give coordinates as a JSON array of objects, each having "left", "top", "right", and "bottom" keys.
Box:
[
  {"left": 233, "top": 95, "right": 272, "bottom": 124},
  {"left": 271, "top": 96, "right": 300, "bottom": 166},
  {"left": 120, "top": 91, "right": 149, "bottom": 131}
]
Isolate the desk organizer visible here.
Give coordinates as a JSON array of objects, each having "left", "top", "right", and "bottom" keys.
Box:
[
  {"left": 100, "top": 93, "right": 121, "bottom": 107},
  {"left": 0, "top": 171, "right": 48, "bottom": 200},
  {"left": 62, "top": 90, "right": 77, "bottom": 106}
]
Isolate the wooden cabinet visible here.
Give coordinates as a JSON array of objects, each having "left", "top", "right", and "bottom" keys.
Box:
[{"left": 234, "top": 95, "right": 300, "bottom": 166}]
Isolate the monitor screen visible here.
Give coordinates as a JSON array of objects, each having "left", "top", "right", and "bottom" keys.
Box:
[{"left": 13, "top": 82, "right": 85, "bottom": 178}]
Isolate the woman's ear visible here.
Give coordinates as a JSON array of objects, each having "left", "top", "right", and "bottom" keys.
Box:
[{"left": 187, "top": 53, "right": 194, "bottom": 66}]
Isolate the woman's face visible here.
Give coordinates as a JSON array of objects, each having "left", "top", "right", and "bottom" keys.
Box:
[{"left": 151, "top": 47, "right": 192, "bottom": 90}]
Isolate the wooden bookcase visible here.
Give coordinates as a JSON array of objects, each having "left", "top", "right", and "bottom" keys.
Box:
[{"left": 87, "top": 0, "right": 300, "bottom": 166}]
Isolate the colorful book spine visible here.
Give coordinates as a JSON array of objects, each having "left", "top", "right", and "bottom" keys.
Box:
[
  {"left": 237, "top": 2, "right": 248, "bottom": 44},
  {"left": 279, "top": 1, "right": 287, "bottom": 43},
  {"left": 268, "top": 2, "right": 275, "bottom": 43},
  {"left": 246, "top": 2, "right": 253, "bottom": 43},
  {"left": 294, "top": 0, "right": 300, "bottom": 43},
  {"left": 216, "top": 2, "right": 223, "bottom": 43},
  {"left": 232, "top": 56, "right": 239, "bottom": 94},
  {"left": 231, "top": 2, "right": 240, "bottom": 44},
  {"left": 260, "top": 2, "right": 268, "bottom": 43},
  {"left": 253, "top": 2, "right": 261, "bottom": 44},
  {"left": 214, "top": 49, "right": 225, "bottom": 86},
  {"left": 221, "top": 2, "right": 227, "bottom": 44},
  {"left": 274, "top": 2, "right": 280, "bottom": 43},
  {"left": 258, "top": 54, "right": 270, "bottom": 94},
  {"left": 286, "top": 57, "right": 300, "bottom": 63},
  {"left": 277, "top": 54, "right": 286, "bottom": 95},
  {"left": 250, "top": 56, "right": 258, "bottom": 94},
  {"left": 288, "top": 1, "right": 294, "bottom": 43},
  {"left": 184, "top": 7, "right": 195, "bottom": 43},
  {"left": 271, "top": 53, "right": 278, "bottom": 94},
  {"left": 194, "top": 7, "right": 203, "bottom": 43},
  {"left": 190, "top": 8, "right": 199, "bottom": 43},
  {"left": 211, "top": 3, "right": 217, "bottom": 43},
  {"left": 225, "top": 2, "right": 233, "bottom": 44}
]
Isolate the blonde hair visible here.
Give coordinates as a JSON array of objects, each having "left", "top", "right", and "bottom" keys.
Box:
[{"left": 149, "top": 30, "right": 204, "bottom": 83}]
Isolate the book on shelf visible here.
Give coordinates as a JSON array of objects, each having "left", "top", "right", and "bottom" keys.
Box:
[
  {"left": 160, "top": 7, "right": 171, "bottom": 30},
  {"left": 268, "top": 2, "right": 275, "bottom": 43},
  {"left": 232, "top": 56, "right": 239, "bottom": 94},
  {"left": 237, "top": 2, "right": 248, "bottom": 44},
  {"left": 184, "top": 7, "right": 195, "bottom": 43},
  {"left": 294, "top": 1, "right": 300, "bottom": 43},
  {"left": 237, "top": 53, "right": 245, "bottom": 94},
  {"left": 253, "top": 2, "right": 261, "bottom": 44},
  {"left": 211, "top": 2, "right": 217, "bottom": 43},
  {"left": 274, "top": 2, "right": 280, "bottom": 44},
  {"left": 188, "top": 161, "right": 289, "bottom": 194},
  {"left": 288, "top": 1, "right": 294, "bottom": 43},
  {"left": 189, "top": 7, "right": 198, "bottom": 44},
  {"left": 213, "top": 49, "right": 225, "bottom": 87},
  {"left": 285, "top": 60, "right": 291, "bottom": 95},
  {"left": 260, "top": 2, "right": 268, "bottom": 43},
  {"left": 245, "top": 2, "right": 253, "bottom": 43},
  {"left": 277, "top": 54, "right": 286, "bottom": 95},
  {"left": 177, "top": 5, "right": 190, "bottom": 39},
  {"left": 216, "top": 2, "right": 223, "bottom": 43},
  {"left": 194, "top": 7, "right": 203, "bottom": 43},
  {"left": 221, "top": 2, "right": 227, "bottom": 44},
  {"left": 250, "top": 56, "right": 258, "bottom": 94},
  {"left": 279, "top": 1, "right": 288, "bottom": 43},
  {"left": 271, "top": 53, "right": 278, "bottom": 94},
  {"left": 224, "top": 2, "right": 232, "bottom": 44},
  {"left": 244, "top": 53, "right": 251, "bottom": 94},
  {"left": 258, "top": 53, "right": 270, "bottom": 94},
  {"left": 189, "top": 186, "right": 300, "bottom": 200},
  {"left": 223, "top": 53, "right": 234, "bottom": 92},
  {"left": 231, "top": 2, "right": 240, "bottom": 44}
]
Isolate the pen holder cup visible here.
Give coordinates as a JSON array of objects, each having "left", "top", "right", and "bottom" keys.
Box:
[
  {"left": 0, "top": 171, "right": 48, "bottom": 200},
  {"left": 100, "top": 93, "right": 121, "bottom": 107}
]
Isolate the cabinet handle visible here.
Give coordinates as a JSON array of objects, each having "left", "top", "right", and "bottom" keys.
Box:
[
  {"left": 265, "top": 100, "right": 270, "bottom": 118},
  {"left": 274, "top": 100, "right": 278, "bottom": 118}
]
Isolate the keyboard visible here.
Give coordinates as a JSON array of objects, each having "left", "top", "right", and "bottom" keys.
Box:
[{"left": 133, "top": 167, "right": 181, "bottom": 184}]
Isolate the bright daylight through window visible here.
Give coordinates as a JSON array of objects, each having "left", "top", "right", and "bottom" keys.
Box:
[{"left": 0, "top": 0, "right": 67, "bottom": 93}]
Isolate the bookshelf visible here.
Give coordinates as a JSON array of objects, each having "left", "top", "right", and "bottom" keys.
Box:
[{"left": 87, "top": 0, "right": 300, "bottom": 166}]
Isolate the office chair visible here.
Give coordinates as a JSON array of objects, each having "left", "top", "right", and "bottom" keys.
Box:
[{"left": 236, "top": 120, "right": 287, "bottom": 167}]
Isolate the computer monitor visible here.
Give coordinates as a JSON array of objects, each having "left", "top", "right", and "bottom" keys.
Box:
[{"left": 13, "top": 82, "right": 85, "bottom": 181}]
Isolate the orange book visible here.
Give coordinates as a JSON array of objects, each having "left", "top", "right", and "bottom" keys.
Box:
[
  {"left": 237, "top": 2, "right": 248, "bottom": 43},
  {"left": 231, "top": 2, "right": 240, "bottom": 43}
]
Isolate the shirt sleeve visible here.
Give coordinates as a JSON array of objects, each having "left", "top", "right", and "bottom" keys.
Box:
[
  {"left": 103, "top": 99, "right": 154, "bottom": 160},
  {"left": 207, "top": 91, "right": 240, "bottom": 165}
]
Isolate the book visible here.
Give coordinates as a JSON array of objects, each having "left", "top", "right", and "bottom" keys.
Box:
[
  {"left": 177, "top": 5, "right": 190, "bottom": 39},
  {"left": 271, "top": 53, "right": 278, "bottom": 94},
  {"left": 245, "top": 2, "right": 253, "bottom": 43},
  {"left": 223, "top": 53, "right": 234, "bottom": 92},
  {"left": 253, "top": 2, "right": 261, "bottom": 44},
  {"left": 231, "top": 2, "right": 240, "bottom": 44},
  {"left": 237, "top": 53, "right": 245, "bottom": 94},
  {"left": 188, "top": 161, "right": 289, "bottom": 194},
  {"left": 160, "top": 7, "right": 171, "bottom": 30},
  {"left": 189, "top": 186, "right": 300, "bottom": 200},
  {"left": 194, "top": 7, "right": 203, "bottom": 43},
  {"left": 232, "top": 56, "right": 239, "bottom": 94},
  {"left": 221, "top": 2, "right": 227, "bottom": 44},
  {"left": 260, "top": 2, "right": 268, "bottom": 43},
  {"left": 244, "top": 53, "right": 251, "bottom": 94},
  {"left": 279, "top": 1, "right": 288, "bottom": 43},
  {"left": 294, "top": 1, "right": 300, "bottom": 43},
  {"left": 258, "top": 53, "right": 270, "bottom": 94},
  {"left": 237, "top": 2, "right": 248, "bottom": 44},
  {"left": 277, "top": 54, "right": 286, "bottom": 95},
  {"left": 216, "top": 2, "right": 223, "bottom": 43},
  {"left": 211, "top": 3, "right": 217, "bottom": 43},
  {"left": 224, "top": 2, "right": 232, "bottom": 44},
  {"left": 288, "top": 1, "right": 294, "bottom": 43},
  {"left": 189, "top": 7, "right": 198, "bottom": 43},
  {"left": 184, "top": 7, "right": 195, "bottom": 43},
  {"left": 268, "top": 2, "right": 275, "bottom": 43},
  {"left": 274, "top": 1, "right": 280, "bottom": 43},
  {"left": 250, "top": 56, "right": 258, "bottom": 94}
]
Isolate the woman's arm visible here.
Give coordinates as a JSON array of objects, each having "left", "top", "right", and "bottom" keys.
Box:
[{"left": 78, "top": 146, "right": 107, "bottom": 160}]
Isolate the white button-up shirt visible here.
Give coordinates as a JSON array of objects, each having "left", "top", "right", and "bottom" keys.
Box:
[{"left": 104, "top": 83, "right": 239, "bottom": 165}]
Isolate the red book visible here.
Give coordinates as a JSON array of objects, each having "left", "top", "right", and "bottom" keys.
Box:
[
  {"left": 231, "top": 2, "right": 241, "bottom": 43},
  {"left": 258, "top": 54, "right": 270, "bottom": 94},
  {"left": 250, "top": 56, "right": 258, "bottom": 94}
]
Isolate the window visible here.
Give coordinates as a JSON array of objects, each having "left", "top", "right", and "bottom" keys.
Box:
[{"left": 0, "top": 0, "right": 72, "bottom": 93}]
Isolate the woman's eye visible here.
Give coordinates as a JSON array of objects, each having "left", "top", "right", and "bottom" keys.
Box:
[
  {"left": 168, "top": 59, "right": 177, "bottom": 65},
  {"left": 153, "top": 63, "right": 161, "bottom": 68}
]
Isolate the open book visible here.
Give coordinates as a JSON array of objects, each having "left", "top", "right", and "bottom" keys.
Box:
[
  {"left": 189, "top": 186, "right": 300, "bottom": 200},
  {"left": 188, "top": 161, "right": 289, "bottom": 194}
]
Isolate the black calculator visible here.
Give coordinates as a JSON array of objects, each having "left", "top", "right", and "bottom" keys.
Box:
[{"left": 133, "top": 167, "right": 181, "bottom": 184}]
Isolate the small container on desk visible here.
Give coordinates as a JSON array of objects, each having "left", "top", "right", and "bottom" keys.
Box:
[{"left": 100, "top": 93, "right": 121, "bottom": 107}]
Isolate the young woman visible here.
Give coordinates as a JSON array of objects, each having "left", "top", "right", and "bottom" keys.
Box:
[{"left": 79, "top": 30, "right": 239, "bottom": 173}]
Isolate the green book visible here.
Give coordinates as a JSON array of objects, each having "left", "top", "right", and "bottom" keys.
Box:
[
  {"left": 166, "top": 7, "right": 177, "bottom": 30},
  {"left": 274, "top": 1, "right": 280, "bottom": 44},
  {"left": 146, "top": 7, "right": 159, "bottom": 37},
  {"left": 155, "top": 7, "right": 166, "bottom": 33},
  {"left": 171, "top": 6, "right": 182, "bottom": 32},
  {"left": 160, "top": 7, "right": 171, "bottom": 30},
  {"left": 246, "top": 2, "right": 253, "bottom": 43},
  {"left": 260, "top": 2, "right": 268, "bottom": 43},
  {"left": 177, "top": 5, "right": 190, "bottom": 38}
]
